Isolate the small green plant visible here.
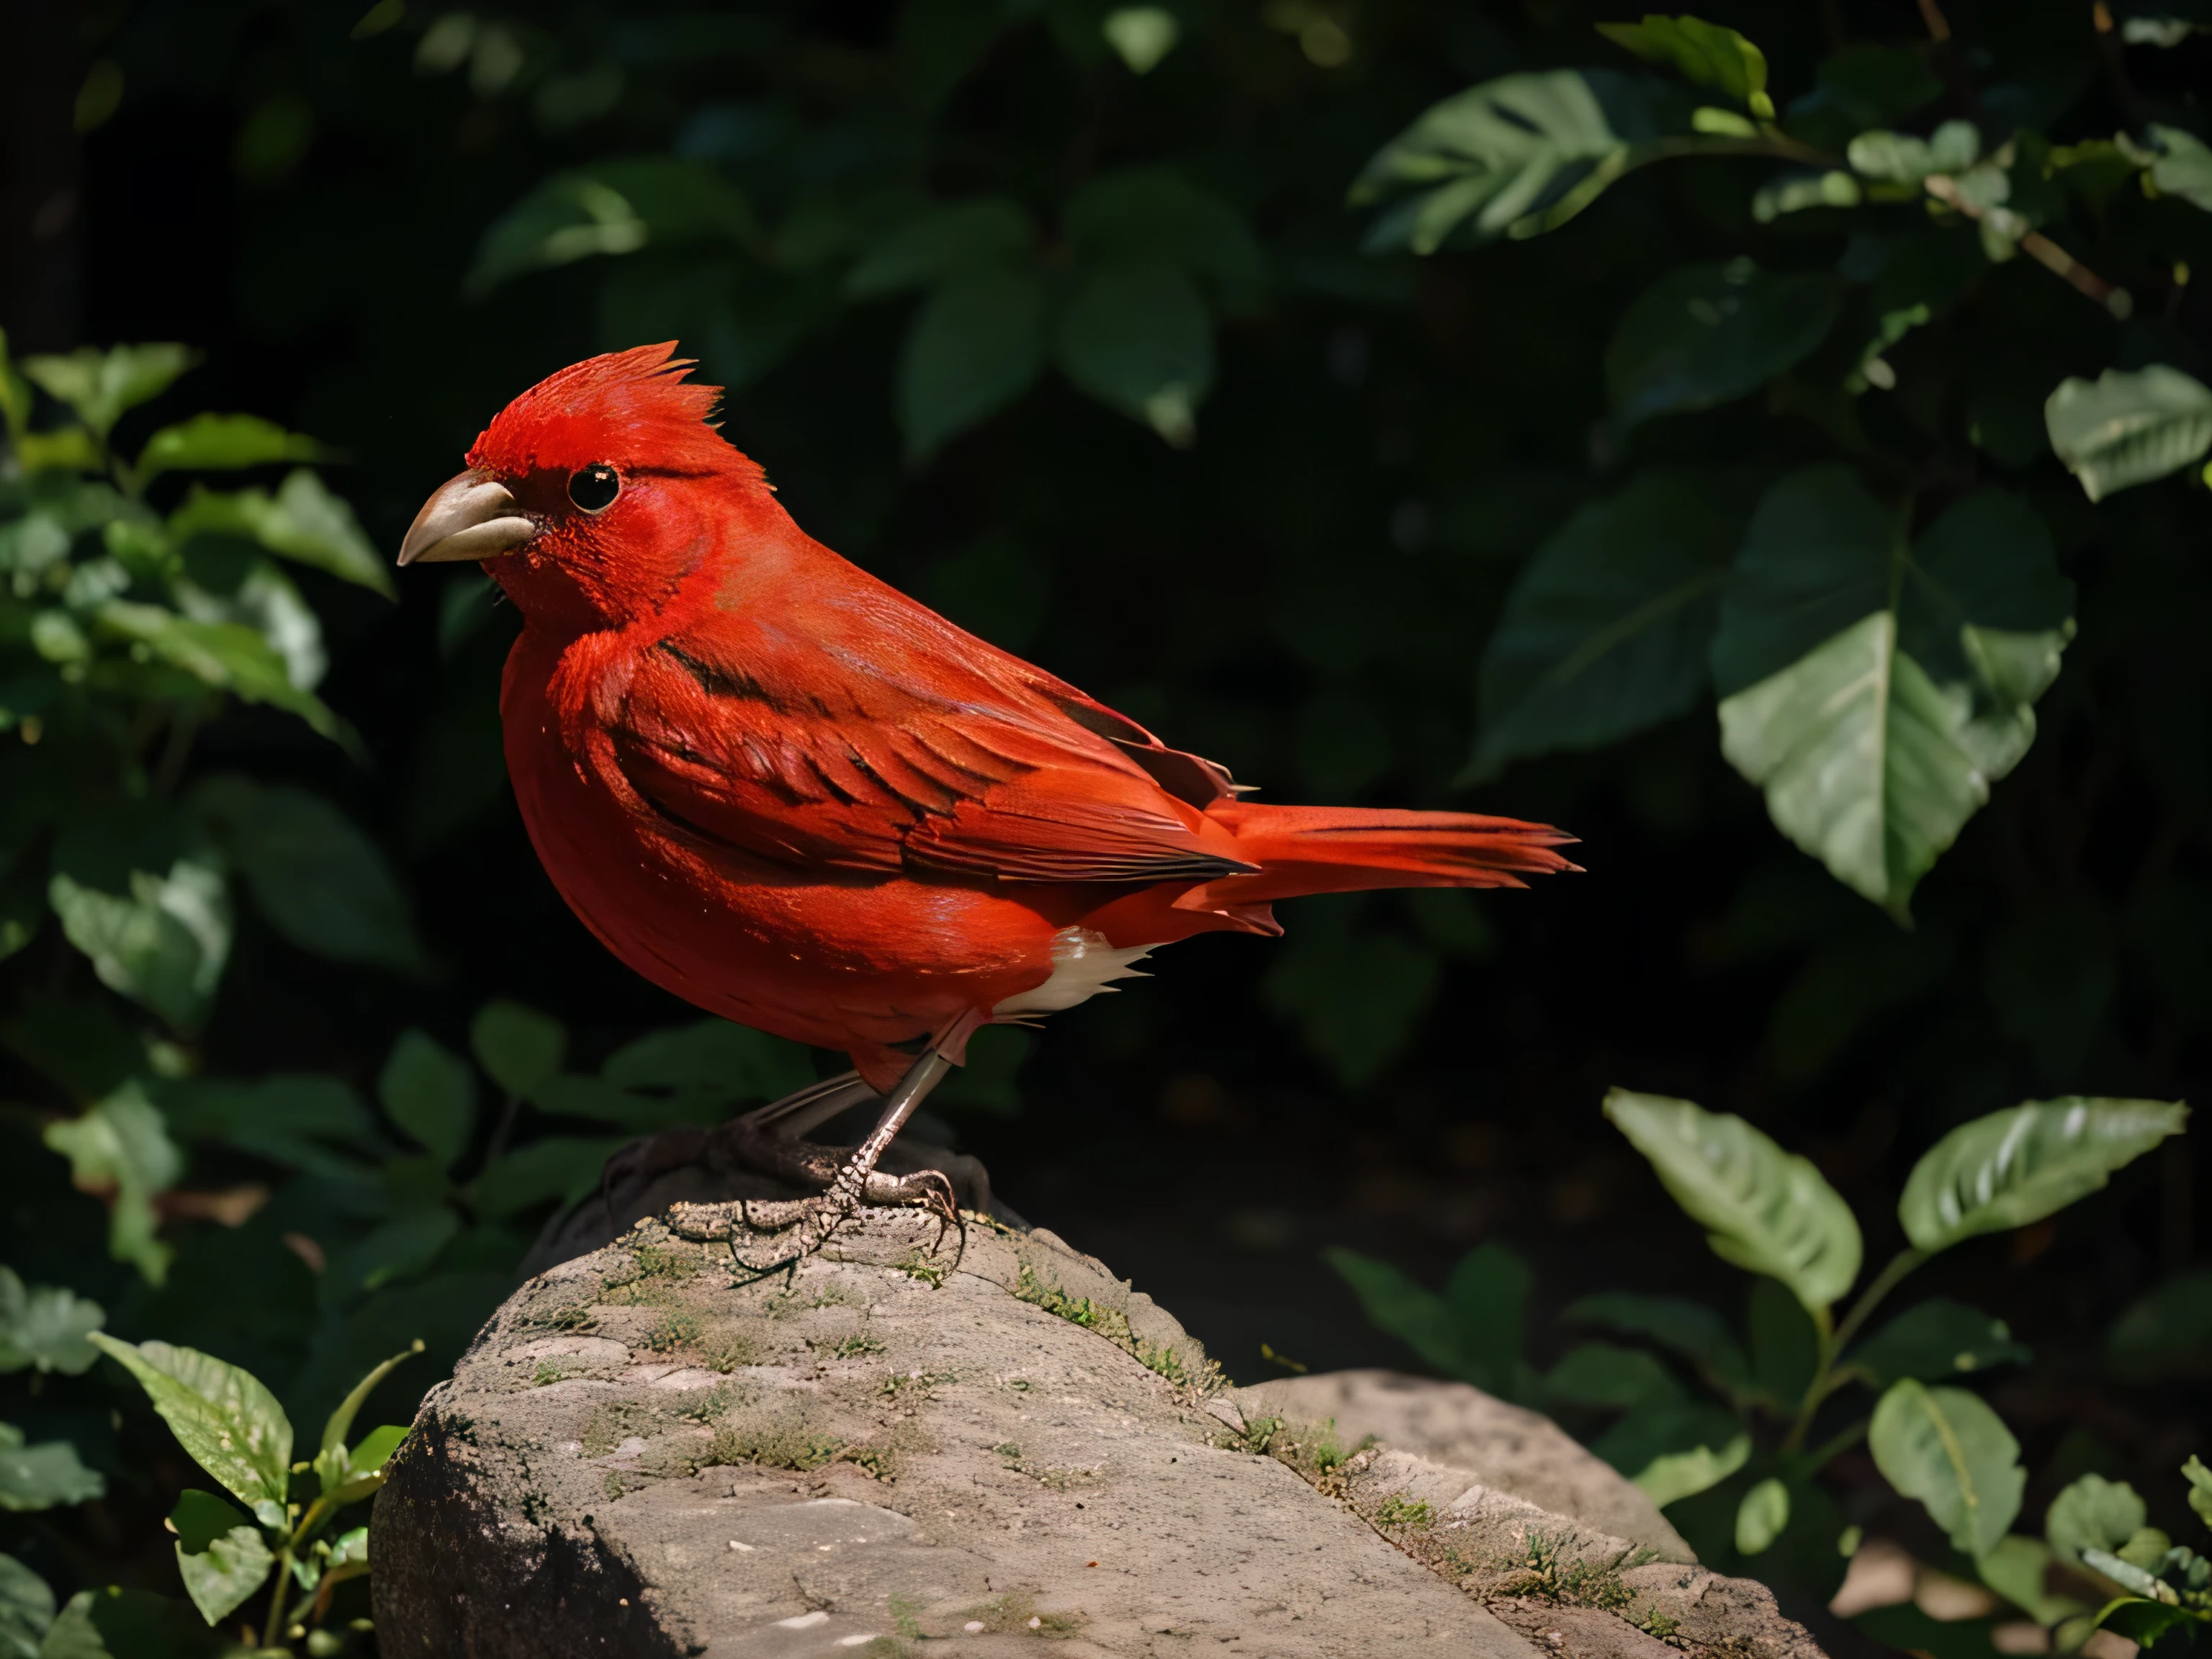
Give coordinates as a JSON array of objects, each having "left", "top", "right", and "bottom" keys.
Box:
[
  {"left": 85, "top": 1333, "right": 419, "bottom": 1651},
  {"left": 1375, "top": 1495, "right": 1435, "bottom": 1529},
  {"left": 2064, "top": 1457, "right": 2212, "bottom": 1649},
  {"left": 1335, "top": 1090, "right": 2188, "bottom": 1643}
]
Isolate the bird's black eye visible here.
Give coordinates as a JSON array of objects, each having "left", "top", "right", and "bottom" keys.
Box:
[{"left": 567, "top": 464, "right": 621, "bottom": 513}]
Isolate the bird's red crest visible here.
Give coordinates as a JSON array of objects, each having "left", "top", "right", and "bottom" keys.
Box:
[{"left": 467, "top": 342, "right": 757, "bottom": 482}]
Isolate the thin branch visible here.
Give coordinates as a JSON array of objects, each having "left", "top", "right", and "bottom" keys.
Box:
[{"left": 1922, "top": 174, "right": 2133, "bottom": 316}]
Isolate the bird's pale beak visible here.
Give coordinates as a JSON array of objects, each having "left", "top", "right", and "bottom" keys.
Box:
[{"left": 396, "top": 469, "right": 539, "bottom": 567}]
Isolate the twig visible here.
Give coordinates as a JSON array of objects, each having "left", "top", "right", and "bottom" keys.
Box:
[
  {"left": 1922, "top": 174, "right": 2133, "bottom": 316},
  {"left": 1915, "top": 0, "right": 1954, "bottom": 40}
]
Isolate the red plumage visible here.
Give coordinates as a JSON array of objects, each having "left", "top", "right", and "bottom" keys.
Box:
[{"left": 441, "top": 344, "right": 1575, "bottom": 1090}]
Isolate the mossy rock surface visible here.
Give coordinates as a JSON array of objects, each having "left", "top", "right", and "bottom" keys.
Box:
[{"left": 374, "top": 1205, "right": 1823, "bottom": 1659}]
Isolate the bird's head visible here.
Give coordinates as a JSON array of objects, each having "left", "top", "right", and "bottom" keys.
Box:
[{"left": 397, "top": 342, "right": 771, "bottom": 627}]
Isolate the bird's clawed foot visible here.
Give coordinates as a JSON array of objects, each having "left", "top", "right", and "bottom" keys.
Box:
[{"left": 671, "top": 1168, "right": 961, "bottom": 1272}]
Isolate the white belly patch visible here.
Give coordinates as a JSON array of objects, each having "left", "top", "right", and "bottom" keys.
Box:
[{"left": 992, "top": 927, "right": 1154, "bottom": 1016}]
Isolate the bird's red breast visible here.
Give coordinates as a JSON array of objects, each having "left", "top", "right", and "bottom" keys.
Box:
[{"left": 405, "top": 344, "right": 1575, "bottom": 1089}]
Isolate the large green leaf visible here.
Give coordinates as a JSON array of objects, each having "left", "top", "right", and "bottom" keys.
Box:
[
  {"left": 2044, "top": 365, "right": 2212, "bottom": 501},
  {"left": 1561, "top": 1291, "right": 1755, "bottom": 1400},
  {"left": 1441, "top": 1243, "right": 1531, "bottom": 1400},
  {"left": 42, "top": 1084, "right": 184, "bottom": 1285},
  {"left": 1846, "top": 1298, "right": 2031, "bottom": 1385},
  {"left": 48, "top": 859, "right": 231, "bottom": 1034},
  {"left": 157, "top": 1074, "right": 385, "bottom": 1185},
  {"left": 897, "top": 262, "right": 1046, "bottom": 459},
  {"left": 844, "top": 198, "right": 1036, "bottom": 297},
  {"left": 0, "top": 1268, "right": 104, "bottom": 1375},
  {"left": 2044, "top": 1473, "right": 2146, "bottom": 1568},
  {"left": 1053, "top": 258, "right": 1214, "bottom": 444},
  {"left": 1323, "top": 1246, "right": 1462, "bottom": 1377},
  {"left": 1063, "top": 169, "right": 1264, "bottom": 307},
  {"left": 378, "top": 1030, "right": 477, "bottom": 1172},
  {"left": 166, "top": 1491, "right": 271, "bottom": 1627},
  {"left": 1597, "top": 14, "right": 1774, "bottom": 117},
  {"left": 0, "top": 1551, "right": 53, "bottom": 1659},
  {"left": 1589, "top": 1398, "right": 1750, "bottom": 1506},
  {"left": 133, "top": 415, "right": 326, "bottom": 482},
  {"left": 1352, "top": 70, "right": 1671, "bottom": 253},
  {"left": 20, "top": 345, "right": 198, "bottom": 439},
  {"left": 0, "top": 1424, "right": 104, "bottom": 1513},
  {"left": 1869, "top": 1378, "right": 2024, "bottom": 1557},
  {"left": 467, "top": 157, "right": 757, "bottom": 295},
  {"left": 87, "top": 1335, "right": 293, "bottom": 1515},
  {"left": 1473, "top": 469, "right": 1745, "bottom": 777},
  {"left": 1897, "top": 1098, "right": 2187, "bottom": 1251},
  {"left": 315, "top": 1343, "right": 421, "bottom": 1467},
  {"left": 1735, "top": 1476, "right": 1791, "bottom": 1555},
  {"left": 168, "top": 469, "right": 391, "bottom": 598},
  {"left": 92, "top": 601, "right": 348, "bottom": 741},
  {"left": 192, "top": 775, "right": 429, "bottom": 976},
  {"left": 1606, "top": 261, "right": 1841, "bottom": 433},
  {"left": 1714, "top": 475, "right": 2073, "bottom": 912},
  {"left": 40, "top": 1586, "right": 249, "bottom": 1658},
  {"left": 2146, "top": 123, "right": 2212, "bottom": 212},
  {"left": 474, "top": 1136, "right": 629, "bottom": 1220},
  {"left": 469, "top": 999, "right": 567, "bottom": 1098},
  {"left": 1603, "top": 1089, "right": 1862, "bottom": 1313}
]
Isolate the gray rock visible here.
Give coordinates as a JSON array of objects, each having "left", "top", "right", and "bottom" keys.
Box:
[{"left": 374, "top": 1205, "right": 1823, "bottom": 1659}]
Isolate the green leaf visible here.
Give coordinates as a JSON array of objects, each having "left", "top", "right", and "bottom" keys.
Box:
[
  {"left": 2145, "top": 123, "right": 2212, "bottom": 212},
  {"left": 1054, "top": 258, "right": 1214, "bottom": 444},
  {"left": 317, "top": 1343, "right": 421, "bottom": 1462},
  {"left": 347, "top": 1424, "right": 408, "bottom": 1475},
  {"left": 1473, "top": 469, "right": 1747, "bottom": 777},
  {"left": 1262, "top": 912, "right": 1441, "bottom": 1089},
  {"left": 47, "top": 860, "right": 230, "bottom": 1035},
  {"left": 1869, "top": 1378, "right": 2025, "bottom": 1557},
  {"left": 168, "top": 469, "right": 392, "bottom": 598},
  {"left": 473, "top": 1136, "right": 628, "bottom": 1219},
  {"left": 1748, "top": 1275, "right": 1820, "bottom": 1408},
  {"left": 191, "top": 775, "right": 429, "bottom": 976},
  {"left": 1352, "top": 70, "right": 1669, "bottom": 253},
  {"left": 0, "top": 1552, "right": 54, "bottom": 1659},
  {"left": 1597, "top": 14, "right": 1774, "bottom": 119},
  {"left": 1736, "top": 1476, "right": 1791, "bottom": 1555},
  {"left": 43, "top": 1084, "right": 184, "bottom": 1285},
  {"left": 86, "top": 1334, "right": 292, "bottom": 1513},
  {"left": 132, "top": 415, "right": 327, "bottom": 482},
  {"left": 2184, "top": 1455, "right": 2212, "bottom": 1532},
  {"left": 0, "top": 1268, "right": 104, "bottom": 1375},
  {"left": 1898, "top": 1098, "right": 2188, "bottom": 1251},
  {"left": 600, "top": 1018, "right": 814, "bottom": 1103},
  {"left": 2105, "top": 1269, "right": 2212, "bottom": 1385},
  {"left": 21, "top": 345, "right": 199, "bottom": 439},
  {"left": 326, "top": 1210, "right": 461, "bottom": 1308},
  {"left": 1101, "top": 6, "right": 1179, "bottom": 73},
  {"left": 1442, "top": 1243, "right": 1531, "bottom": 1399},
  {"left": 1591, "top": 1400, "right": 1751, "bottom": 1506},
  {"left": 40, "top": 1586, "right": 251, "bottom": 1658},
  {"left": 1977, "top": 1534, "right": 2088, "bottom": 1627},
  {"left": 1603, "top": 1089, "right": 1863, "bottom": 1314},
  {"left": 1560, "top": 1291, "right": 1755, "bottom": 1400},
  {"left": 378, "top": 1030, "right": 476, "bottom": 1172},
  {"left": 1543, "top": 1341, "right": 1684, "bottom": 1409},
  {"left": 1709, "top": 465, "right": 1894, "bottom": 693},
  {"left": 1323, "top": 1247, "right": 1462, "bottom": 1377},
  {"left": 469, "top": 999, "right": 566, "bottom": 1098},
  {"left": 2095, "top": 1596, "right": 2205, "bottom": 1648},
  {"left": 166, "top": 1491, "right": 271, "bottom": 1627},
  {"left": 156, "top": 1074, "right": 384, "bottom": 1185},
  {"left": 897, "top": 263, "right": 1046, "bottom": 459},
  {"left": 1845, "top": 120, "right": 1981, "bottom": 183},
  {"left": 2045, "top": 365, "right": 2212, "bottom": 501},
  {"left": 1848, "top": 1299, "right": 2031, "bottom": 1385},
  {"left": 0, "top": 1424, "right": 104, "bottom": 1512},
  {"left": 2046, "top": 1473, "right": 2147, "bottom": 1568},
  {"left": 467, "top": 158, "right": 756, "bottom": 295},
  {"left": 844, "top": 198, "right": 1036, "bottom": 297},
  {"left": 1064, "top": 169, "right": 1264, "bottom": 307},
  {"left": 92, "top": 601, "right": 349, "bottom": 742}
]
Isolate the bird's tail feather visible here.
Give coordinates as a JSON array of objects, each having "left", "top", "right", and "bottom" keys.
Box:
[{"left": 1190, "top": 802, "right": 1577, "bottom": 904}]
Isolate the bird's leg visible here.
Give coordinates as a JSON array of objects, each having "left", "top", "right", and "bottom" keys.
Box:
[{"left": 672, "top": 1047, "right": 961, "bottom": 1270}]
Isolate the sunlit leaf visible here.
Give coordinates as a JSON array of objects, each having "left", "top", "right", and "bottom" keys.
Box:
[
  {"left": 21, "top": 345, "right": 199, "bottom": 439},
  {"left": 1353, "top": 69, "right": 1672, "bottom": 253},
  {"left": 93, "top": 601, "right": 349, "bottom": 742},
  {"left": 1597, "top": 14, "right": 1773, "bottom": 119},
  {"left": 467, "top": 157, "right": 757, "bottom": 295},
  {"left": 1603, "top": 1089, "right": 1862, "bottom": 1313},
  {"left": 43, "top": 1083, "right": 185, "bottom": 1284},
  {"left": 48, "top": 859, "right": 231, "bottom": 1035},
  {"left": 1473, "top": 469, "right": 1748, "bottom": 777},
  {"left": 1847, "top": 1298, "right": 2031, "bottom": 1385},
  {"left": 86, "top": 1334, "right": 292, "bottom": 1513},
  {"left": 133, "top": 414, "right": 327, "bottom": 481},
  {"left": 0, "top": 1551, "right": 54, "bottom": 1659},
  {"left": 1102, "top": 6, "right": 1179, "bottom": 74},
  {"left": 1735, "top": 1476, "right": 1790, "bottom": 1555},
  {"left": 317, "top": 1344, "right": 423, "bottom": 1463},
  {"left": 898, "top": 263, "right": 1046, "bottom": 459},
  {"left": 378, "top": 1030, "right": 476, "bottom": 1172},
  {"left": 1590, "top": 1398, "right": 1750, "bottom": 1506},
  {"left": 2045, "top": 364, "right": 2212, "bottom": 501},
  {"left": 1897, "top": 1097, "right": 2187, "bottom": 1251},
  {"left": 1977, "top": 1534, "right": 2088, "bottom": 1627},
  {"left": 1847, "top": 120, "right": 1980, "bottom": 183},
  {"left": 167, "top": 1491, "right": 271, "bottom": 1627},
  {"left": 192, "top": 775, "right": 431, "bottom": 976},
  {"left": 2145, "top": 123, "right": 2212, "bottom": 212},
  {"left": 1053, "top": 258, "right": 1213, "bottom": 443},
  {"left": 0, "top": 1267, "right": 104, "bottom": 1375},
  {"left": 2045, "top": 1473, "right": 2146, "bottom": 1568},
  {"left": 0, "top": 1424, "right": 104, "bottom": 1513},
  {"left": 168, "top": 469, "right": 392, "bottom": 598},
  {"left": 1869, "top": 1378, "right": 2024, "bottom": 1557}
]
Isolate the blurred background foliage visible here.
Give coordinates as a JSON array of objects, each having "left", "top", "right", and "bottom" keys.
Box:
[{"left": 1, "top": 0, "right": 2210, "bottom": 1650}]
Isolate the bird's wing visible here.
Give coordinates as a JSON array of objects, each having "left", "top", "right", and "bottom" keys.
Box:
[{"left": 609, "top": 620, "right": 1254, "bottom": 885}]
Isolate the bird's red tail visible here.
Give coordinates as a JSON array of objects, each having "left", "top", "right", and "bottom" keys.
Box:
[{"left": 1197, "top": 802, "right": 1578, "bottom": 904}]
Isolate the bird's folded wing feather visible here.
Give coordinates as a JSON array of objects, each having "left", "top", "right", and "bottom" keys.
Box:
[{"left": 609, "top": 625, "right": 1254, "bottom": 884}]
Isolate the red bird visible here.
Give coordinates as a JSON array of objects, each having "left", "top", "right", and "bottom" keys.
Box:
[{"left": 399, "top": 344, "right": 1573, "bottom": 1261}]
